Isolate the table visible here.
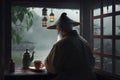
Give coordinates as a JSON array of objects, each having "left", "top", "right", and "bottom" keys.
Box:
[{"left": 4, "top": 67, "right": 56, "bottom": 80}]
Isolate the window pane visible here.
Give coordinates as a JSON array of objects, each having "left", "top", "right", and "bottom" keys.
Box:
[
  {"left": 93, "top": 19, "right": 101, "bottom": 35},
  {"left": 94, "top": 38, "right": 101, "bottom": 52},
  {"left": 11, "top": 7, "right": 80, "bottom": 67},
  {"left": 103, "top": 57, "right": 112, "bottom": 72},
  {"left": 93, "top": 8, "right": 101, "bottom": 16},
  {"left": 103, "top": 39, "right": 112, "bottom": 55},
  {"left": 115, "top": 0, "right": 120, "bottom": 11},
  {"left": 115, "top": 3, "right": 120, "bottom": 11},
  {"left": 103, "top": 17, "right": 112, "bottom": 35},
  {"left": 116, "top": 40, "right": 120, "bottom": 56},
  {"left": 115, "top": 15, "right": 120, "bottom": 35},
  {"left": 116, "top": 59, "right": 120, "bottom": 75},
  {"left": 94, "top": 55, "right": 101, "bottom": 69},
  {"left": 103, "top": 5, "right": 112, "bottom": 14}
]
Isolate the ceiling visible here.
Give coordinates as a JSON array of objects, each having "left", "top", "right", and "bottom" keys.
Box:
[
  {"left": 11, "top": 0, "right": 95, "bottom": 9},
  {"left": 9, "top": 0, "right": 116, "bottom": 10}
]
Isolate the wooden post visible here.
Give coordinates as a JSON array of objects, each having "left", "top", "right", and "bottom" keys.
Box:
[{"left": 80, "top": 0, "right": 92, "bottom": 45}]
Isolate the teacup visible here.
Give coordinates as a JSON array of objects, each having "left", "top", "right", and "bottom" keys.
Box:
[{"left": 34, "top": 60, "right": 42, "bottom": 70}]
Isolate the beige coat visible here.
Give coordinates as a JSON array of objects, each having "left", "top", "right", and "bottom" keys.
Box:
[{"left": 45, "top": 30, "right": 96, "bottom": 80}]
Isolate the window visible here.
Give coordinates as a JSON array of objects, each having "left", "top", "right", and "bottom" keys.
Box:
[
  {"left": 93, "top": 19, "right": 101, "bottom": 35},
  {"left": 92, "top": 0, "right": 120, "bottom": 75},
  {"left": 11, "top": 6, "right": 80, "bottom": 67},
  {"left": 103, "top": 16, "right": 112, "bottom": 35},
  {"left": 116, "top": 15, "right": 120, "bottom": 35}
]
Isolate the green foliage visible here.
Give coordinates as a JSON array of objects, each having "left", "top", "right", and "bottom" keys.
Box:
[{"left": 11, "top": 6, "right": 33, "bottom": 44}]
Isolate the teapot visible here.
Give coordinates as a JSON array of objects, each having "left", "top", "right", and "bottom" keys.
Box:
[{"left": 22, "top": 49, "right": 34, "bottom": 69}]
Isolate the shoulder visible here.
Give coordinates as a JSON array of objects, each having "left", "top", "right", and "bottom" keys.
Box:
[
  {"left": 78, "top": 35, "right": 90, "bottom": 47},
  {"left": 54, "top": 37, "right": 71, "bottom": 47}
]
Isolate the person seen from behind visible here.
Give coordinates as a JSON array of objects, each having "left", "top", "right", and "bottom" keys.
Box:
[{"left": 45, "top": 12, "right": 96, "bottom": 80}]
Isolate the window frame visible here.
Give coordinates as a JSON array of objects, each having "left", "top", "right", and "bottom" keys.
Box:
[{"left": 91, "top": 0, "right": 120, "bottom": 76}]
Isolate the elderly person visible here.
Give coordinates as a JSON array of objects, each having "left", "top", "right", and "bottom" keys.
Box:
[{"left": 45, "top": 12, "right": 96, "bottom": 80}]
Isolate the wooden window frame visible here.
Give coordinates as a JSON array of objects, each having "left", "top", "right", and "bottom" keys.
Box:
[{"left": 91, "top": 0, "right": 120, "bottom": 75}]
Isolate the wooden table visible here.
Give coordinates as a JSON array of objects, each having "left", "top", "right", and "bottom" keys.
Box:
[{"left": 4, "top": 67, "right": 56, "bottom": 80}]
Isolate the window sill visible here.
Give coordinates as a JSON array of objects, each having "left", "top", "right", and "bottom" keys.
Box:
[
  {"left": 95, "top": 69, "right": 120, "bottom": 80},
  {"left": 4, "top": 67, "right": 49, "bottom": 80}
]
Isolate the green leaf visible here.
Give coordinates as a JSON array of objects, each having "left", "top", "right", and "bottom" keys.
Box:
[
  {"left": 12, "top": 15, "right": 17, "bottom": 24},
  {"left": 18, "top": 13, "right": 24, "bottom": 22},
  {"left": 11, "top": 6, "right": 34, "bottom": 44},
  {"left": 27, "top": 12, "right": 33, "bottom": 18}
]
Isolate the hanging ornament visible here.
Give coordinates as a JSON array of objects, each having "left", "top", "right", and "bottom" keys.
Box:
[
  {"left": 42, "top": 7, "right": 47, "bottom": 16},
  {"left": 49, "top": 9, "right": 54, "bottom": 22},
  {"left": 42, "top": 16, "right": 47, "bottom": 27}
]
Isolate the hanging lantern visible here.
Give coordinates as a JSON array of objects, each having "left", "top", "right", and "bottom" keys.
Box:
[
  {"left": 42, "top": 16, "right": 47, "bottom": 27},
  {"left": 49, "top": 9, "right": 54, "bottom": 22},
  {"left": 42, "top": 8, "right": 47, "bottom": 16}
]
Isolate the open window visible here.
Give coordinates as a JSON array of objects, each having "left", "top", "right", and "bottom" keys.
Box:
[{"left": 11, "top": 6, "right": 80, "bottom": 67}]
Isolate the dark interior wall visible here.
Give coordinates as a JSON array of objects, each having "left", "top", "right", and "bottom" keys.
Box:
[
  {"left": 1, "top": 0, "right": 5, "bottom": 80},
  {"left": 80, "top": 0, "right": 93, "bottom": 45},
  {"left": 4, "top": 0, "right": 11, "bottom": 70},
  {"left": 1, "top": 0, "right": 11, "bottom": 79},
  {"left": 5, "top": 0, "right": 11, "bottom": 64}
]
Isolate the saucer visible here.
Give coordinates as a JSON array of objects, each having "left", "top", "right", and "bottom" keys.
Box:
[{"left": 29, "top": 66, "right": 45, "bottom": 72}]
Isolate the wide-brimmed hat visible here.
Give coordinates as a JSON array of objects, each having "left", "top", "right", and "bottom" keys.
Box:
[{"left": 47, "top": 12, "right": 80, "bottom": 29}]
